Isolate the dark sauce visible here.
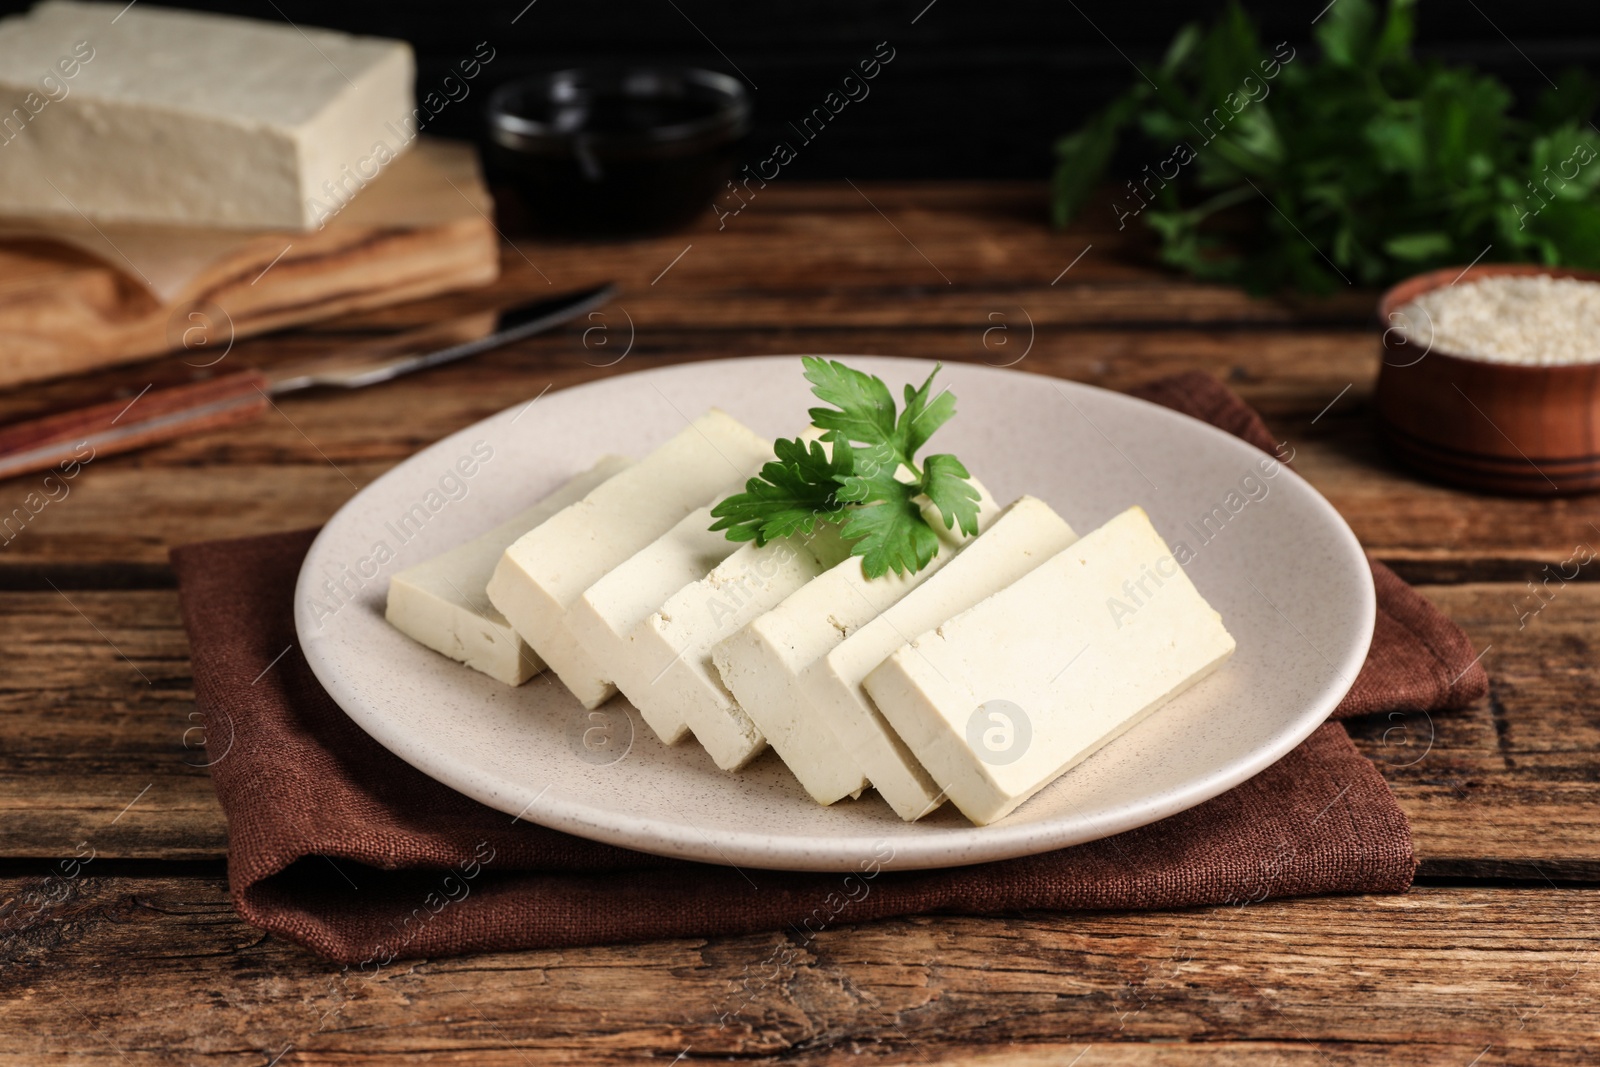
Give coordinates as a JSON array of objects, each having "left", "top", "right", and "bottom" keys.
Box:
[
  {"left": 527, "top": 94, "right": 722, "bottom": 137},
  {"left": 486, "top": 71, "right": 749, "bottom": 238}
]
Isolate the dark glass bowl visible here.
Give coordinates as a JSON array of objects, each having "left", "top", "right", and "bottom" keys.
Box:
[{"left": 484, "top": 67, "right": 751, "bottom": 238}]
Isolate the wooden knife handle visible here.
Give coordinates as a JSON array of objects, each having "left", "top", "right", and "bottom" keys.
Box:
[{"left": 0, "top": 371, "right": 271, "bottom": 483}]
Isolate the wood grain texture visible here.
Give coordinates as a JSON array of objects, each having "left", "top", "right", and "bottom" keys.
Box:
[
  {"left": 1, "top": 878, "right": 1594, "bottom": 1065},
  {"left": 0, "top": 583, "right": 1594, "bottom": 878},
  {"left": 5, "top": 326, "right": 1600, "bottom": 568},
  {"left": 0, "top": 182, "right": 1593, "bottom": 1064},
  {"left": 0, "top": 184, "right": 1594, "bottom": 569}
]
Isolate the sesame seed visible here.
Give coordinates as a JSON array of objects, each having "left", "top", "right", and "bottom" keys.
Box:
[{"left": 1394, "top": 274, "right": 1600, "bottom": 365}]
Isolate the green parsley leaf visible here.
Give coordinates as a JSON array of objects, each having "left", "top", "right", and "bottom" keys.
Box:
[
  {"left": 920, "top": 454, "right": 982, "bottom": 537},
  {"left": 802, "top": 358, "right": 898, "bottom": 455},
  {"left": 833, "top": 443, "right": 903, "bottom": 505},
  {"left": 1051, "top": 0, "right": 1600, "bottom": 293},
  {"left": 708, "top": 435, "right": 853, "bottom": 546},
  {"left": 897, "top": 366, "right": 957, "bottom": 460},
  {"left": 711, "top": 359, "right": 983, "bottom": 579},
  {"left": 807, "top": 358, "right": 967, "bottom": 476},
  {"left": 837, "top": 478, "right": 941, "bottom": 578}
]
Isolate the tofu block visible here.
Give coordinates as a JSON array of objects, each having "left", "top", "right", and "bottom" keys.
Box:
[
  {"left": 802, "top": 496, "right": 1079, "bottom": 820},
  {"left": 384, "top": 456, "right": 631, "bottom": 686},
  {"left": 711, "top": 482, "right": 999, "bottom": 806},
  {"left": 629, "top": 524, "right": 853, "bottom": 771},
  {"left": 564, "top": 503, "right": 745, "bottom": 743},
  {"left": 562, "top": 428, "right": 826, "bottom": 740},
  {"left": 863, "top": 506, "right": 1235, "bottom": 825},
  {"left": 486, "top": 410, "right": 771, "bottom": 710},
  {"left": 0, "top": 1, "right": 415, "bottom": 229}
]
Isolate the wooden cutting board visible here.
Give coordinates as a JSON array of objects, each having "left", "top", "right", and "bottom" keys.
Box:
[{"left": 0, "top": 138, "right": 499, "bottom": 391}]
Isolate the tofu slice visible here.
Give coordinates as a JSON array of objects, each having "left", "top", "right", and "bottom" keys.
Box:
[
  {"left": 385, "top": 455, "right": 631, "bottom": 685},
  {"left": 863, "top": 506, "right": 1235, "bottom": 826},
  {"left": 628, "top": 523, "right": 854, "bottom": 770},
  {"left": 486, "top": 410, "right": 771, "bottom": 709},
  {"left": 564, "top": 428, "right": 826, "bottom": 741},
  {"left": 711, "top": 483, "right": 999, "bottom": 806},
  {"left": 801, "top": 496, "right": 1079, "bottom": 819},
  {"left": 564, "top": 503, "right": 744, "bottom": 743}
]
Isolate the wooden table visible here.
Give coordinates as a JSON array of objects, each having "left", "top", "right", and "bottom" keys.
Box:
[{"left": 3, "top": 184, "right": 1597, "bottom": 1065}]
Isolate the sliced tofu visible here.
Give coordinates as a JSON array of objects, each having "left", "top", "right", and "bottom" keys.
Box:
[
  {"left": 801, "top": 496, "right": 1078, "bottom": 819},
  {"left": 628, "top": 524, "right": 853, "bottom": 770},
  {"left": 565, "top": 503, "right": 744, "bottom": 743},
  {"left": 486, "top": 410, "right": 771, "bottom": 709},
  {"left": 385, "top": 455, "right": 631, "bottom": 685},
  {"left": 711, "top": 483, "right": 998, "bottom": 806},
  {"left": 564, "top": 427, "right": 825, "bottom": 742},
  {"left": 863, "top": 506, "right": 1235, "bottom": 825}
]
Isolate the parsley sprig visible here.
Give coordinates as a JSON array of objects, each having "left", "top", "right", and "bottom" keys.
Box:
[
  {"left": 708, "top": 358, "right": 981, "bottom": 578},
  {"left": 1052, "top": 0, "right": 1600, "bottom": 294}
]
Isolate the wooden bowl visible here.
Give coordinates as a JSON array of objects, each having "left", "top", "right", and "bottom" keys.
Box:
[{"left": 1375, "top": 263, "right": 1600, "bottom": 496}]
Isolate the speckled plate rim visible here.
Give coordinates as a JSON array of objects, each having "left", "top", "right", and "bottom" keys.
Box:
[{"left": 295, "top": 356, "right": 1375, "bottom": 872}]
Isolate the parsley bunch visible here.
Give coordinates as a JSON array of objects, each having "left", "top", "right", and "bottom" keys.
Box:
[
  {"left": 1052, "top": 0, "right": 1600, "bottom": 294},
  {"left": 709, "top": 358, "right": 981, "bottom": 578}
]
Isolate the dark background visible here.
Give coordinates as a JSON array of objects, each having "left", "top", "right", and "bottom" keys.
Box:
[{"left": 16, "top": 0, "right": 1600, "bottom": 177}]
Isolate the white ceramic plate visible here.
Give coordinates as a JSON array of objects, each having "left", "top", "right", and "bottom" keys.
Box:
[{"left": 296, "top": 357, "right": 1374, "bottom": 872}]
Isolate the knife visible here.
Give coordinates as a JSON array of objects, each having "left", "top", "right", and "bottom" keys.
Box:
[{"left": 0, "top": 283, "right": 616, "bottom": 483}]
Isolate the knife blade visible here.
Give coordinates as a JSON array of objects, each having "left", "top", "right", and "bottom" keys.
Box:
[
  {"left": 0, "top": 284, "right": 615, "bottom": 484},
  {"left": 267, "top": 283, "right": 615, "bottom": 393}
]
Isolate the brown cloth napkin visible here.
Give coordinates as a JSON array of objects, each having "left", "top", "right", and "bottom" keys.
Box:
[
  {"left": 1130, "top": 373, "right": 1487, "bottom": 719},
  {"left": 171, "top": 373, "right": 1488, "bottom": 965}
]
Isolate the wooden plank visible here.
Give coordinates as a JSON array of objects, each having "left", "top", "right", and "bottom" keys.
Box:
[
  {"left": 473, "top": 183, "right": 1375, "bottom": 325},
  {"left": 0, "top": 590, "right": 223, "bottom": 860},
  {"left": 1349, "top": 583, "right": 1600, "bottom": 881},
  {"left": 22, "top": 181, "right": 1572, "bottom": 571},
  {"left": 0, "top": 584, "right": 1596, "bottom": 877},
  {"left": 0, "top": 879, "right": 1593, "bottom": 1064},
  {"left": 0, "top": 319, "right": 1369, "bottom": 429},
  {"left": 0, "top": 179, "right": 1583, "bottom": 1065},
  {"left": 0, "top": 326, "right": 1596, "bottom": 568},
  {"left": 0, "top": 181, "right": 1377, "bottom": 414}
]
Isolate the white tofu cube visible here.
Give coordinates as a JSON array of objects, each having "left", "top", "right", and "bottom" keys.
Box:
[
  {"left": 864, "top": 506, "right": 1235, "bottom": 825},
  {"left": 712, "top": 482, "right": 998, "bottom": 806},
  {"left": 486, "top": 410, "right": 771, "bottom": 710},
  {"left": 801, "top": 496, "right": 1078, "bottom": 819},
  {"left": 564, "top": 504, "right": 746, "bottom": 744},
  {"left": 627, "top": 525, "right": 852, "bottom": 770},
  {"left": 385, "top": 455, "right": 630, "bottom": 685},
  {"left": 0, "top": 1, "right": 416, "bottom": 229}
]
